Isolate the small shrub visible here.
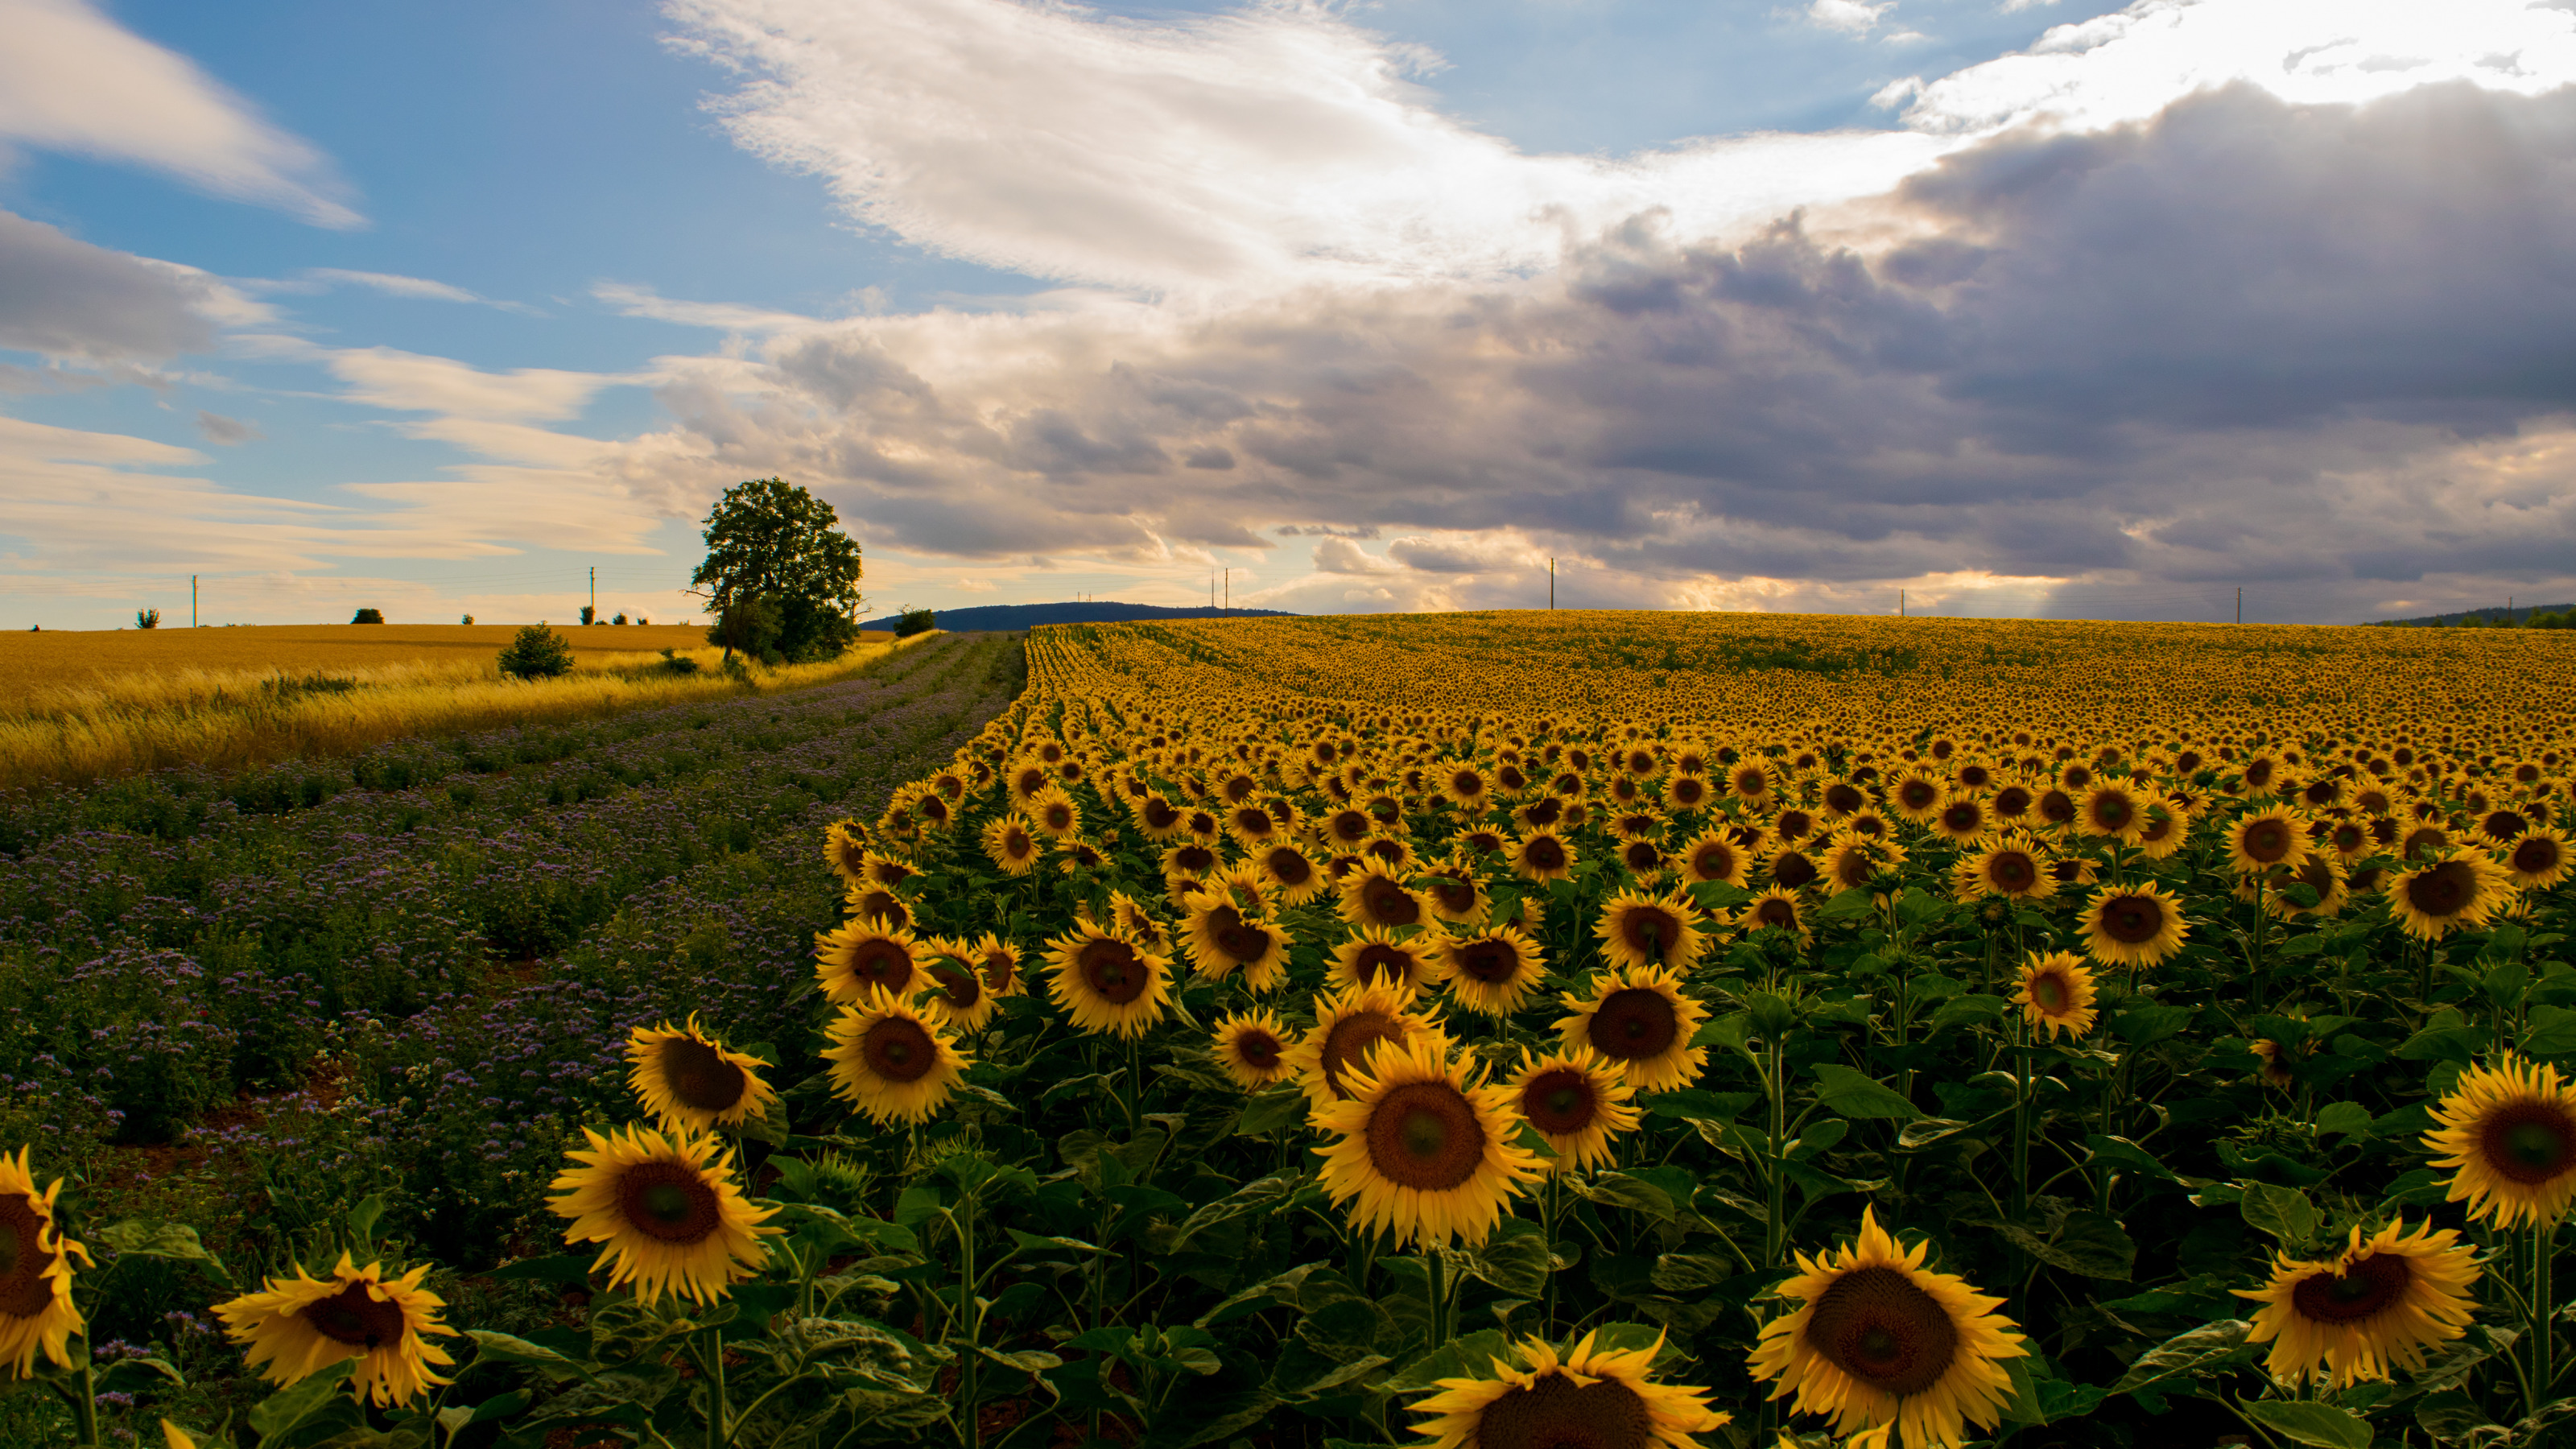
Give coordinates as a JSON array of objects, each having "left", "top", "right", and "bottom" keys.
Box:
[
  {"left": 613, "top": 612, "right": 629, "bottom": 625},
  {"left": 136, "top": 607, "right": 160, "bottom": 630},
  {"left": 894, "top": 605, "right": 935, "bottom": 638},
  {"left": 580, "top": 605, "right": 597, "bottom": 625},
  {"left": 658, "top": 647, "right": 701, "bottom": 676},
  {"left": 460, "top": 613, "right": 474, "bottom": 625},
  {"left": 351, "top": 607, "right": 385, "bottom": 625},
  {"left": 497, "top": 625, "right": 576, "bottom": 680}
]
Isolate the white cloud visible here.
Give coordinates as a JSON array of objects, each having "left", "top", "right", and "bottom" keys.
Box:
[
  {"left": 593, "top": 281, "right": 820, "bottom": 333},
  {"left": 322, "top": 347, "right": 638, "bottom": 423},
  {"left": 0, "top": 0, "right": 359, "bottom": 227},
  {"left": 1806, "top": 0, "right": 1897, "bottom": 37}
]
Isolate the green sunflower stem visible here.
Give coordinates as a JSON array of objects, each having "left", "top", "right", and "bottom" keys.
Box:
[
  {"left": 700, "top": 1323, "right": 728, "bottom": 1449},
  {"left": 71, "top": 1352, "right": 100, "bottom": 1449},
  {"left": 1426, "top": 1245, "right": 1447, "bottom": 1347},
  {"left": 2535, "top": 1218, "right": 2557, "bottom": 1417}
]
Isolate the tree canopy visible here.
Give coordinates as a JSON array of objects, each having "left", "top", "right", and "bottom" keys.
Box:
[{"left": 691, "top": 477, "right": 865, "bottom": 663}]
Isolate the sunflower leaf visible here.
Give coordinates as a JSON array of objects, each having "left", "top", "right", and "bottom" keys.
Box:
[
  {"left": 1808, "top": 1063, "right": 1922, "bottom": 1120},
  {"left": 1233, "top": 1087, "right": 1307, "bottom": 1137},
  {"left": 2240, "top": 1181, "right": 2320, "bottom": 1247},
  {"left": 2243, "top": 1399, "right": 2373, "bottom": 1449},
  {"left": 2109, "top": 1319, "right": 2253, "bottom": 1396},
  {"left": 1382, "top": 1330, "right": 1511, "bottom": 1392},
  {"left": 250, "top": 1360, "right": 356, "bottom": 1443},
  {"left": 1169, "top": 1172, "right": 1297, "bottom": 1252},
  {"left": 96, "top": 1219, "right": 233, "bottom": 1286},
  {"left": 2523, "top": 1005, "right": 2576, "bottom": 1058},
  {"left": 466, "top": 1330, "right": 596, "bottom": 1385}
]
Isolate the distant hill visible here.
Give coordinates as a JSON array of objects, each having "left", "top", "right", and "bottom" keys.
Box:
[
  {"left": 864, "top": 601, "right": 1294, "bottom": 632},
  {"left": 2371, "top": 603, "right": 2574, "bottom": 627}
]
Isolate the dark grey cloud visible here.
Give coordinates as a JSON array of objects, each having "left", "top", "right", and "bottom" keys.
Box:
[
  {"left": 194, "top": 410, "right": 261, "bottom": 444},
  {"left": 666, "top": 80, "right": 2576, "bottom": 621},
  {"left": 0, "top": 208, "right": 213, "bottom": 361}
]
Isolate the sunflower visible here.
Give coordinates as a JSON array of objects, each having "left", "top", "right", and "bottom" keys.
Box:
[
  {"left": 1555, "top": 965, "right": 1709, "bottom": 1093},
  {"left": 2250, "top": 1038, "right": 2306, "bottom": 1090},
  {"left": 1135, "top": 792, "right": 1189, "bottom": 842},
  {"left": 1930, "top": 794, "right": 1990, "bottom": 844},
  {"left": 1286, "top": 982, "right": 1451, "bottom": 1109},
  {"left": 814, "top": 918, "right": 923, "bottom": 1005},
  {"left": 822, "top": 819, "right": 871, "bottom": 887},
  {"left": 1740, "top": 886, "right": 1808, "bottom": 941},
  {"left": 2234, "top": 1220, "right": 2481, "bottom": 1389},
  {"left": 625, "top": 1017, "right": 780, "bottom": 1131},
  {"left": 2131, "top": 803, "right": 2191, "bottom": 861},
  {"left": 1824, "top": 833, "right": 1904, "bottom": 893},
  {"left": 2387, "top": 848, "right": 2514, "bottom": 942},
  {"left": 1420, "top": 869, "right": 1490, "bottom": 926},
  {"left": 1442, "top": 762, "right": 1493, "bottom": 810},
  {"left": 1679, "top": 831, "right": 1748, "bottom": 888},
  {"left": 2015, "top": 953, "right": 2097, "bottom": 1043},
  {"left": 1759, "top": 846, "right": 1825, "bottom": 893},
  {"left": 2263, "top": 855, "right": 2347, "bottom": 921},
  {"left": 548, "top": 1124, "right": 778, "bottom": 1304},
  {"left": 824, "top": 989, "right": 974, "bottom": 1124},
  {"left": 1664, "top": 772, "right": 1715, "bottom": 813},
  {"left": 2078, "top": 881, "right": 2189, "bottom": 969},
  {"left": 1256, "top": 840, "right": 1330, "bottom": 905},
  {"left": 1510, "top": 828, "right": 1577, "bottom": 884},
  {"left": 1046, "top": 923, "right": 1174, "bottom": 1038},
  {"left": 2074, "top": 784, "right": 2145, "bottom": 844},
  {"left": 2227, "top": 806, "right": 2310, "bottom": 875},
  {"left": 2423, "top": 1053, "right": 2576, "bottom": 1227},
  {"left": 1951, "top": 839, "right": 2054, "bottom": 905},
  {"left": 982, "top": 813, "right": 1043, "bottom": 875},
  {"left": 963, "top": 932, "right": 1023, "bottom": 998},
  {"left": 1888, "top": 772, "right": 1945, "bottom": 824},
  {"left": 214, "top": 1253, "right": 458, "bottom": 1406},
  {"left": 1027, "top": 785, "right": 1083, "bottom": 840},
  {"left": 1213, "top": 1009, "right": 1296, "bottom": 1090},
  {"left": 1510, "top": 1048, "right": 1641, "bottom": 1173},
  {"left": 2504, "top": 828, "right": 2572, "bottom": 890},
  {"left": 1409, "top": 1328, "right": 1730, "bottom": 1449},
  {"left": 1311, "top": 1034, "right": 1542, "bottom": 1248},
  {"left": 919, "top": 941, "right": 1001, "bottom": 1033},
  {"left": 1342, "top": 865, "right": 1430, "bottom": 931},
  {"left": 1749, "top": 1207, "right": 2027, "bottom": 1449},
  {"left": 1183, "top": 886, "right": 1294, "bottom": 990},
  {"left": 0, "top": 1147, "right": 89, "bottom": 1376},
  {"left": 1332, "top": 926, "right": 1448, "bottom": 995},
  {"left": 1161, "top": 840, "right": 1224, "bottom": 890},
  {"left": 1438, "top": 926, "right": 1550, "bottom": 1017},
  {"left": 1595, "top": 890, "right": 1707, "bottom": 972}
]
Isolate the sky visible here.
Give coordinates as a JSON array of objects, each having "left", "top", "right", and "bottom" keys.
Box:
[{"left": 6, "top": 0, "right": 2576, "bottom": 629}]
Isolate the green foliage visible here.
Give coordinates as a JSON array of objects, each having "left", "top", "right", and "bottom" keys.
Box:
[
  {"left": 495, "top": 624, "right": 576, "bottom": 680},
  {"left": 136, "top": 607, "right": 159, "bottom": 630},
  {"left": 692, "top": 476, "right": 865, "bottom": 663},
  {"left": 895, "top": 605, "right": 936, "bottom": 638},
  {"left": 350, "top": 607, "right": 385, "bottom": 625}
]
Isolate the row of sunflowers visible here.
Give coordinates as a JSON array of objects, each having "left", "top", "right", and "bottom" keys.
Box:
[{"left": 8, "top": 609, "right": 2576, "bottom": 1449}]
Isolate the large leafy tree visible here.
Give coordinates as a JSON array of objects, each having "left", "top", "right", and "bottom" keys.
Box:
[{"left": 691, "top": 477, "right": 865, "bottom": 663}]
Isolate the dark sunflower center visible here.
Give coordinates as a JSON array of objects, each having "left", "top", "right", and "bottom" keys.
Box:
[
  {"left": 0, "top": 1198, "right": 60, "bottom": 1317},
  {"left": 1363, "top": 1081, "right": 1485, "bottom": 1191},
  {"left": 1996, "top": 786, "right": 2032, "bottom": 816},
  {"left": 1825, "top": 783, "right": 1864, "bottom": 814},
  {"left": 1352, "top": 943, "right": 1414, "bottom": 985},
  {"left": 1320, "top": 1012, "right": 1406, "bottom": 1097},
  {"left": 1458, "top": 939, "right": 1521, "bottom": 984},
  {"left": 299, "top": 1280, "right": 410, "bottom": 1349},
  {"left": 1900, "top": 782, "right": 1937, "bottom": 810},
  {"left": 1332, "top": 810, "right": 1372, "bottom": 843},
  {"left": 614, "top": 1161, "right": 723, "bottom": 1245},
  {"left": 2090, "top": 793, "right": 2132, "bottom": 828},
  {"left": 1525, "top": 836, "right": 1568, "bottom": 871},
  {"left": 857, "top": 891, "right": 908, "bottom": 927},
  {"left": 2033, "top": 976, "right": 2070, "bottom": 1012},
  {"left": 931, "top": 962, "right": 983, "bottom": 1009},
  {"left": 1429, "top": 877, "right": 1478, "bottom": 913},
  {"left": 1453, "top": 770, "right": 1485, "bottom": 796},
  {"left": 1588, "top": 988, "right": 1678, "bottom": 1062},
  {"left": 658, "top": 1037, "right": 749, "bottom": 1113},
  {"left": 2480, "top": 1104, "right": 2576, "bottom": 1183},
  {"left": 1620, "top": 906, "right": 1682, "bottom": 962},
  {"left": 1266, "top": 847, "right": 1314, "bottom": 886},
  {"left": 1769, "top": 852, "right": 1818, "bottom": 890},
  {"left": 1175, "top": 844, "right": 1217, "bottom": 873},
  {"left": 2096, "top": 894, "right": 2165, "bottom": 944},
  {"left": 2405, "top": 861, "right": 2475, "bottom": 917},
  {"left": 977, "top": 951, "right": 1015, "bottom": 993},
  {"left": 2515, "top": 837, "right": 2562, "bottom": 876},
  {"left": 1362, "top": 878, "right": 1422, "bottom": 927},
  {"left": 1942, "top": 804, "right": 1981, "bottom": 832},
  {"left": 1145, "top": 799, "right": 1182, "bottom": 829},
  {"left": 2290, "top": 1252, "right": 2413, "bottom": 1324},
  {"left": 2405, "top": 828, "right": 2451, "bottom": 860},
  {"left": 1079, "top": 939, "right": 1149, "bottom": 1004},
  {"left": 1525, "top": 798, "right": 1566, "bottom": 828},
  {"left": 1235, "top": 1030, "right": 1282, "bottom": 1069},
  {"left": 1522, "top": 1068, "right": 1598, "bottom": 1134},
  {"left": 848, "top": 940, "right": 916, "bottom": 993},
  {"left": 2040, "top": 791, "right": 2077, "bottom": 824},
  {"left": 1474, "top": 1368, "right": 1653, "bottom": 1449},
  {"left": 2332, "top": 824, "right": 2366, "bottom": 853},
  {"left": 863, "top": 1018, "right": 939, "bottom": 1084},
  {"left": 1691, "top": 844, "right": 1734, "bottom": 880},
  {"left": 2244, "top": 822, "right": 2291, "bottom": 862},
  {"left": 1806, "top": 1264, "right": 1962, "bottom": 1397},
  {"left": 1989, "top": 852, "right": 2036, "bottom": 892},
  {"left": 1754, "top": 898, "right": 1798, "bottom": 928}
]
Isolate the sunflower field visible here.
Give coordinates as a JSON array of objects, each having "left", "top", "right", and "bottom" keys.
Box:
[{"left": 13, "top": 609, "right": 2576, "bottom": 1449}]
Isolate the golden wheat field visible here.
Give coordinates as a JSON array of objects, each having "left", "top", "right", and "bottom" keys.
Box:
[{"left": 0, "top": 623, "right": 911, "bottom": 791}]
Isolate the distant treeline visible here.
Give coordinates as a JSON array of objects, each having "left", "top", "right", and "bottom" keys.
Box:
[
  {"left": 2371, "top": 603, "right": 2576, "bottom": 628},
  {"left": 861, "top": 601, "right": 1294, "bottom": 631}
]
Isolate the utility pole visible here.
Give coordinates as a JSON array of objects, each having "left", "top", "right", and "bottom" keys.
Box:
[
  {"left": 1901, "top": 588, "right": 1906, "bottom": 617},
  {"left": 191, "top": 575, "right": 197, "bottom": 628},
  {"left": 1224, "top": 568, "right": 1231, "bottom": 610},
  {"left": 589, "top": 566, "right": 597, "bottom": 623},
  {"left": 1210, "top": 572, "right": 1215, "bottom": 609},
  {"left": 1549, "top": 558, "right": 1555, "bottom": 609},
  {"left": 2235, "top": 587, "right": 2241, "bottom": 625}
]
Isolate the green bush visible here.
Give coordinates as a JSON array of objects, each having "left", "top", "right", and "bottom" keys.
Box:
[
  {"left": 135, "top": 608, "right": 159, "bottom": 630},
  {"left": 350, "top": 607, "right": 385, "bottom": 625},
  {"left": 895, "top": 605, "right": 935, "bottom": 637},
  {"left": 496, "top": 624, "right": 576, "bottom": 680}
]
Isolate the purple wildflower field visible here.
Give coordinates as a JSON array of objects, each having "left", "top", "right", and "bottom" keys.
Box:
[{"left": 0, "top": 632, "right": 1020, "bottom": 1269}]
